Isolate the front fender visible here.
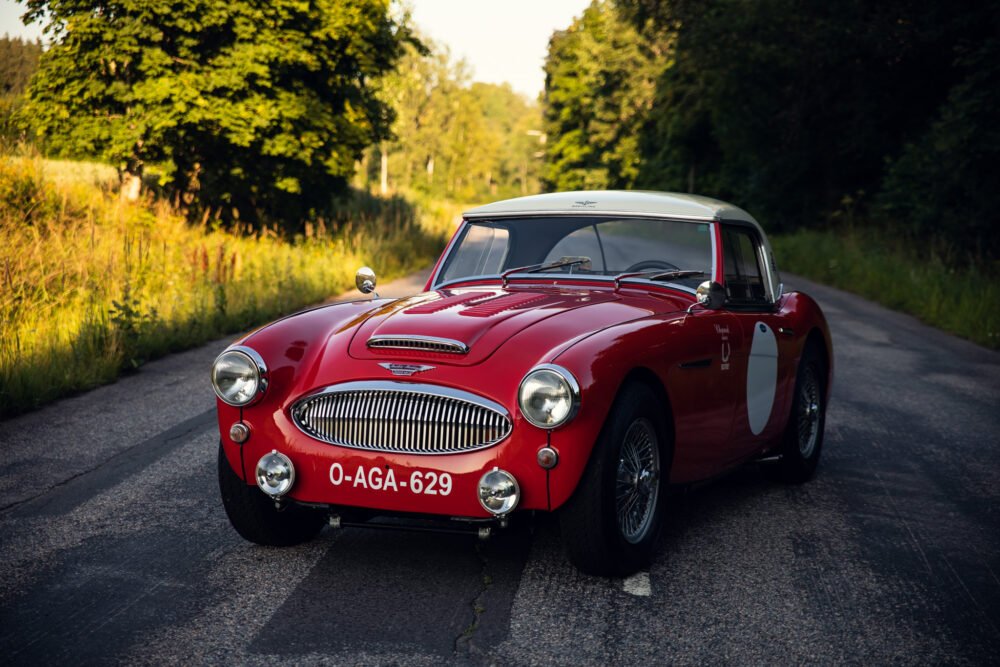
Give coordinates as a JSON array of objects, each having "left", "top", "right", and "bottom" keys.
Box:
[{"left": 540, "top": 315, "right": 685, "bottom": 510}]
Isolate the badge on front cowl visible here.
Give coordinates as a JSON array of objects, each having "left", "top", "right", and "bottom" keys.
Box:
[{"left": 378, "top": 363, "right": 435, "bottom": 377}]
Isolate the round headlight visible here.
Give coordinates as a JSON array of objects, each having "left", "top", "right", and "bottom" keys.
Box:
[
  {"left": 256, "top": 450, "right": 295, "bottom": 498},
  {"left": 478, "top": 468, "right": 520, "bottom": 515},
  {"left": 518, "top": 364, "right": 580, "bottom": 428},
  {"left": 211, "top": 347, "right": 267, "bottom": 407}
]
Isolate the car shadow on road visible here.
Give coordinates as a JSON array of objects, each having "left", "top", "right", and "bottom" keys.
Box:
[
  {"left": 655, "top": 463, "right": 797, "bottom": 556},
  {"left": 250, "top": 521, "right": 532, "bottom": 659}
]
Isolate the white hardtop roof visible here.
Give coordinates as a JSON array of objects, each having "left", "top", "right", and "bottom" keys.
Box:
[{"left": 464, "top": 190, "right": 758, "bottom": 224}]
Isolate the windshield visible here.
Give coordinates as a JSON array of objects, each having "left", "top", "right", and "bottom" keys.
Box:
[{"left": 436, "top": 216, "right": 714, "bottom": 289}]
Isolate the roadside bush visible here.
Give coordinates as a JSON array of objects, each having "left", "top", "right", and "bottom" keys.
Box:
[{"left": 0, "top": 156, "right": 456, "bottom": 418}]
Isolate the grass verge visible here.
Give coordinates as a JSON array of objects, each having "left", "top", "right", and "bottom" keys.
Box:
[
  {"left": 0, "top": 156, "right": 461, "bottom": 419},
  {"left": 772, "top": 228, "right": 999, "bottom": 349}
]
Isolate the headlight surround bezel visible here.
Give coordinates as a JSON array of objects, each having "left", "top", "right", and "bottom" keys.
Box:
[
  {"left": 517, "top": 364, "right": 580, "bottom": 429},
  {"left": 211, "top": 346, "right": 268, "bottom": 407}
]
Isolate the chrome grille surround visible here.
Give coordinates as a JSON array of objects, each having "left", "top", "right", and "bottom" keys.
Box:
[
  {"left": 366, "top": 335, "right": 469, "bottom": 355},
  {"left": 290, "top": 381, "right": 511, "bottom": 454}
]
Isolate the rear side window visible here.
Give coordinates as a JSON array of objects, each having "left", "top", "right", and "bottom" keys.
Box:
[{"left": 721, "top": 226, "right": 768, "bottom": 305}]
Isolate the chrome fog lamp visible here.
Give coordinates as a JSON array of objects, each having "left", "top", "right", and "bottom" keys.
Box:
[
  {"left": 211, "top": 347, "right": 267, "bottom": 407},
  {"left": 256, "top": 450, "right": 295, "bottom": 498},
  {"left": 518, "top": 364, "right": 580, "bottom": 429},
  {"left": 478, "top": 468, "right": 520, "bottom": 515}
]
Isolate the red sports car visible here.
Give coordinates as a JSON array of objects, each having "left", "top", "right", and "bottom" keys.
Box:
[{"left": 212, "top": 191, "right": 832, "bottom": 576}]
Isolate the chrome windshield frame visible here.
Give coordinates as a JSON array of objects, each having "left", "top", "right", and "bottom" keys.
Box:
[{"left": 430, "top": 213, "right": 717, "bottom": 295}]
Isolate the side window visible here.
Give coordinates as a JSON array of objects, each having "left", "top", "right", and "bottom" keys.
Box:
[
  {"left": 722, "top": 226, "right": 768, "bottom": 305},
  {"left": 544, "top": 225, "right": 606, "bottom": 272},
  {"left": 440, "top": 224, "right": 509, "bottom": 283}
]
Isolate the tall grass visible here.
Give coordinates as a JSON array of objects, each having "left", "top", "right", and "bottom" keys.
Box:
[
  {"left": 772, "top": 228, "right": 999, "bottom": 349},
  {"left": 0, "top": 156, "right": 457, "bottom": 418}
]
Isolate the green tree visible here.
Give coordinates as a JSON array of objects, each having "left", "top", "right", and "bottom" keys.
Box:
[
  {"left": 0, "top": 35, "right": 43, "bottom": 144},
  {"left": 878, "top": 37, "right": 1000, "bottom": 259},
  {"left": 0, "top": 35, "right": 42, "bottom": 98},
  {"left": 470, "top": 82, "right": 543, "bottom": 197},
  {"left": 372, "top": 36, "right": 542, "bottom": 200},
  {"left": 22, "top": 0, "right": 411, "bottom": 225},
  {"left": 542, "top": 0, "right": 663, "bottom": 192},
  {"left": 616, "top": 0, "right": 999, "bottom": 240}
]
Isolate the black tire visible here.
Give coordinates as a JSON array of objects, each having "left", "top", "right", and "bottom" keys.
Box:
[
  {"left": 770, "top": 343, "right": 827, "bottom": 483},
  {"left": 560, "top": 383, "right": 671, "bottom": 576},
  {"left": 217, "top": 444, "right": 326, "bottom": 546}
]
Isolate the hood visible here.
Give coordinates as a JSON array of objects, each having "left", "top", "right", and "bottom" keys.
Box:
[{"left": 347, "top": 286, "right": 650, "bottom": 366}]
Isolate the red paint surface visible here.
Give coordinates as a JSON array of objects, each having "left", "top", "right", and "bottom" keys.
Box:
[{"left": 217, "top": 220, "right": 832, "bottom": 521}]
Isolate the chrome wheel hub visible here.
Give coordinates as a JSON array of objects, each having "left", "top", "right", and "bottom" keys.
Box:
[
  {"left": 797, "top": 367, "right": 821, "bottom": 458},
  {"left": 616, "top": 418, "right": 660, "bottom": 544}
]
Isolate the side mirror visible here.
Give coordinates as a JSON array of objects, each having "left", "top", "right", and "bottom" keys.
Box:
[
  {"left": 355, "top": 266, "right": 378, "bottom": 296},
  {"left": 694, "top": 280, "right": 725, "bottom": 310}
]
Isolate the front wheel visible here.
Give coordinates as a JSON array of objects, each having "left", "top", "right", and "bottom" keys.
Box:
[
  {"left": 560, "top": 383, "right": 671, "bottom": 576},
  {"left": 770, "top": 344, "right": 827, "bottom": 483},
  {"left": 217, "top": 444, "right": 326, "bottom": 546}
]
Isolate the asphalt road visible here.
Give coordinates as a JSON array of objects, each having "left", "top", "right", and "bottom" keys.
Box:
[{"left": 1, "top": 272, "right": 998, "bottom": 665}]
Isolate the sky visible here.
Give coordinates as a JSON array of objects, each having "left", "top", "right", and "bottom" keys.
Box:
[
  {"left": 407, "top": 0, "right": 591, "bottom": 99},
  {"left": 0, "top": 1, "right": 42, "bottom": 42},
  {"left": 0, "top": 0, "right": 591, "bottom": 99}
]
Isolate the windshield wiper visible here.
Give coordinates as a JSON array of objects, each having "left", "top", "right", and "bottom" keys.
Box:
[
  {"left": 613, "top": 269, "right": 706, "bottom": 290},
  {"left": 648, "top": 269, "right": 707, "bottom": 281},
  {"left": 501, "top": 258, "right": 591, "bottom": 286}
]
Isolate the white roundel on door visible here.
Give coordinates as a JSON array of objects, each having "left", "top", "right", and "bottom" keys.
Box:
[{"left": 746, "top": 321, "right": 778, "bottom": 435}]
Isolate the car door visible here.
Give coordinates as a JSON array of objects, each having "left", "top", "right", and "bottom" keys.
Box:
[
  {"left": 665, "top": 304, "right": 745, "bottom": 481},
  {"left": 719, "top": 222, "right": 795, "bottom": 462}
]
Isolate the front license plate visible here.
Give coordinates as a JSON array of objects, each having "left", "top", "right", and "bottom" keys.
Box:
[{"left": 328, "top": 463, "right": 452, "bottom": 496}]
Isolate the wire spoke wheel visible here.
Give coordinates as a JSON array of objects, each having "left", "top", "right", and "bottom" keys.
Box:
[
  {"left": 616, "top": 417, "right": 660, "bottom": 544},
  {"left": 796, "top": 364, "right": 821, "bottom": 459}
]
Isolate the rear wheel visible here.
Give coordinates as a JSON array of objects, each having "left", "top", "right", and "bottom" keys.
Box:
[
  {"left": 771, "top": 344, "right": 827, "bottom": 483},
  {"left": 217, "top": 444, "right": 326, "bottom": 546},
  {"left": 560, "top": 383, "right": 671, "bottom": 576}
]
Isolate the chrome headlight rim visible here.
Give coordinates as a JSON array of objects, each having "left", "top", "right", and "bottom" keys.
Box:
[
  {"left": 211, "top": 345, "right": 268, "bottom": 407},
  {"left": 517, "top": 363, "right": 581, "bottom": 429}
]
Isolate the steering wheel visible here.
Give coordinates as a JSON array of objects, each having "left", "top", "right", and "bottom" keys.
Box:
[{"left": 623, "top": 260, "right": 679, "bottom": 273}]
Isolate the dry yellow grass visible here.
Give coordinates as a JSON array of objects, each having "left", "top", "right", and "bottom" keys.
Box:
[{"left": 0, "top": 156, "right": 457, "bottom": 417}]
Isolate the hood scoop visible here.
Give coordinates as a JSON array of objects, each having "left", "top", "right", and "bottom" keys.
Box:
[
  {"left": 366, "top": 335, "right": 469, "bottom": 355},
  {"left": 349, "top": 287, "right": 626, "bottom": 366}
]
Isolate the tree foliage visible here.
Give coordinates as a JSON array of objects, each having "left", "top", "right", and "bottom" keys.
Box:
[
  {"left": 0, "top": 35, "right": 43, "bottom": 144},
  {"left": 22, "top": 0, "right": 411, "bottom": 225},
  {"left": 0, "top": 35, "right": 42, "bottom": 98},
  {"left": 544, "top": 0, "right": 1000, "bottom": 258},
  {"left": 876, "top": 36, "right": 1000, "bottom": 256},
  {"left": 369, "top": 37, "right": 543, "bottom": 200},
  {"left": 542, "top": 1, "right": 663, "bottom": 191}
]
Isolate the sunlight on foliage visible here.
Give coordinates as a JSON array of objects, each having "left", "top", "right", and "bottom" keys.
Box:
[{"left": 0, "top": 156, "right": 457, "bottom": 417}]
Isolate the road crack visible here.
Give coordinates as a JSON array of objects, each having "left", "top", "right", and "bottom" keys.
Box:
[{"left": 454, "top": 540, "right": 492, "bottom": 657}]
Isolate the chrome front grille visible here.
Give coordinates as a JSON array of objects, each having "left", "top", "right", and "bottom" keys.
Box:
[
  {"left": 367, "top": 335, "right": 469, "bottom": 354},
  {"left": 291, "top": 381, "right": 511, "bottom": 454}
]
